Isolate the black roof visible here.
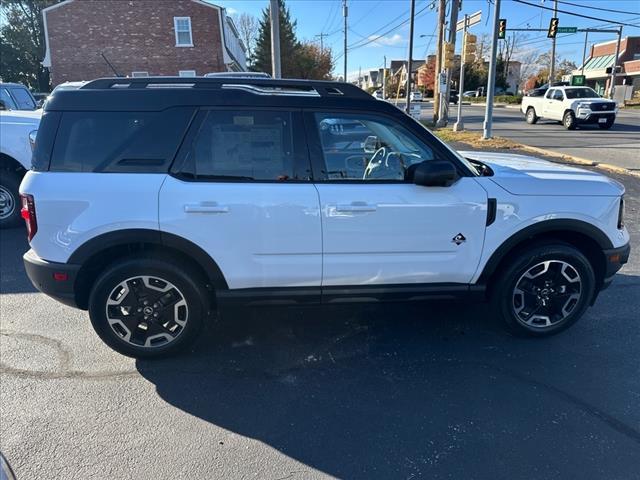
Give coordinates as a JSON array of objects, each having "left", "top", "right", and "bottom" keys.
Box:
[{"left": 44, "top": 76, "right": 403, "bottom": 115}]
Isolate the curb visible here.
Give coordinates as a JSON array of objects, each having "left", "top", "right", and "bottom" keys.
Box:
[{"left": 519, "top": 144, "right": 640, "bottom": 177}]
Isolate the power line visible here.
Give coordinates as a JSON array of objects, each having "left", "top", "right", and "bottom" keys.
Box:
[
  {"left": 512, "top": 0, "right": 640, "bottom": 28},
  {"left": 347, "top": 8, "right": 412, "bottom": 49},
  {"left": 555, "top": 0, "right": 640, "bottom": 17}
]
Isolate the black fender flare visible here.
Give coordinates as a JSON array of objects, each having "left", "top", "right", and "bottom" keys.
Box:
[
  {"left": 477, "top": 219, "right": 612, "bottom": 283},
  {"left": 68, "top": 229, "right": 229, "bottom": 290}
]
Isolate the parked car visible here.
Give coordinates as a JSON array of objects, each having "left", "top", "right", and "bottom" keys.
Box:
[
  {"left": 0, "top": 82, "right": 38, "bottom": 111},
  {"left": 21, "top": 76, "right": 629, "bottom": 358},
  {"left": 521, "top": 86, "right": 617, "bottom": 130},
  {"left": 525, "top": 87, "right": 547, "bottom": 97},
  {"left": 0, "top": 109, "right": 41, "bottom": 227},
  {"left": 373, "top": 89, "right": 384, "bottom": 100},
  {"left": 410, "top": 91, "right": 423, "bottom": 102},
  {"left": 449, "top": 90, "right": 459, "bottom": 104},
  {"left": 462, "top": 90, "right": 478, "bottom": 98}
]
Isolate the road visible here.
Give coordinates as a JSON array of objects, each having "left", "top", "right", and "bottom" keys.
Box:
[
  {"left": 1, "top": 168, "right": 639, "bottom": 479},
  {"left": 409, "top": 102, "right": 640, "bottom": 171}
]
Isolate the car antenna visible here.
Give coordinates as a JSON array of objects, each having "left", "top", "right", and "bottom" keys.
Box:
[{"left": 100, "top": 52, "right": 123, "bottom": 77}]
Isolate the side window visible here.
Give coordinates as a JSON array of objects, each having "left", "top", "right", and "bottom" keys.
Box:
[
  {"left": 553, "top": 90, "right": 564, "bottom": 100},
  {"left": 10, "top": 87, "right": 36, "bottom": 110},
  {"left": 183, "top": 110, "right": 295, "bottom": 181},
  {"left": 313, "top": 113, "right": 434, "bottom": 181},
  {"left": 0, "top": 88, "right": 18, "bottom": 110},
  {"left": 546, "top": 89, "right": 555, "bottom": 99},
  {"left": 51, "top": 107, "right": 194, "bottom": 172}
]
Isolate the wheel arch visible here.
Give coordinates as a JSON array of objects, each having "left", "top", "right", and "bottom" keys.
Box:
[
  {"left": 0, "top": 152, "right": 28, "bottom": 175},
  {"left": 479, "top": 219, "right": 612, "bottom": 295},
  {"left": 70, "top": 229, "right": 228, "bottom": 310}
]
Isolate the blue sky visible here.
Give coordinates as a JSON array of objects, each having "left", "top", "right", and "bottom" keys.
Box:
[{"left": 216, "top": 0, "right": 640, "bottom": 79}]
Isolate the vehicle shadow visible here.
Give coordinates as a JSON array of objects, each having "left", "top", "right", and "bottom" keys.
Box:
[
  {"left": 0, "top": 226, "right": 36, "bottom": 294},
  {"left": 136, "top": 275, "right": 640, "bottom": 479}
]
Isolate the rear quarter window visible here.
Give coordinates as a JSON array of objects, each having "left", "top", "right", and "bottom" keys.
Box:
[{"left": 50, "top": 107, "right": 195, "bottom": 172}]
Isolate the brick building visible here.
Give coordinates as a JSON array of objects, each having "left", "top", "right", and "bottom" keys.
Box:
[{"left": 42, "top": 0, "right": 246, "bottom": 87}]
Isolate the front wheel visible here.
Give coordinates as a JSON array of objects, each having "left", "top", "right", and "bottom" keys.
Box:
[
  {"left": 0, "top": 171, "right": 22, "bottom": 228},
  {"left": 563, "top": 111, "right": 577, "bottom": 130},
  {"left": 491, "top": 244, "right": 595, "bottom": 337},
  {"left": 88, "top": 257, "right": 208, "bottom": 358}
]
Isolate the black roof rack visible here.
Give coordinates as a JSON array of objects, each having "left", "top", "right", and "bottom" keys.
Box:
[{"left": 81, "top": 76, "right": 372, "bottom": 100}]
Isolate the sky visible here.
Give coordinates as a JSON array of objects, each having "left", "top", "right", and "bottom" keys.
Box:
[{"left": 215, "top": 0, "right": 640, "bottom": 79}]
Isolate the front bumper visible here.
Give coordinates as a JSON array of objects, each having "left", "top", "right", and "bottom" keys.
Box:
[
  {"left": 575, "top": 109, "right": 616, "bottom": 124},
  {"left": 23, "top": 249, "right": 81, "bottom": 308},
  {"left": 601, "top": 242, "right": 631, "bottom": 290}
]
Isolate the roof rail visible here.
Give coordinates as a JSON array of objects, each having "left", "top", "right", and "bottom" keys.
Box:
[{"left": 80, "top": 76, "right": 372, "bottom": 99}]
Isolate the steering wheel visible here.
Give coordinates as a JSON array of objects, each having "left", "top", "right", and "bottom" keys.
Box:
[{"left": 362, "top": 146, "right": 387, "bottom": 180}]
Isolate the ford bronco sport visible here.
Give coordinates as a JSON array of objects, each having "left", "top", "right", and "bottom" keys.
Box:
[{"left": 21, "top": 77, "right": 630, "bottom": 358}]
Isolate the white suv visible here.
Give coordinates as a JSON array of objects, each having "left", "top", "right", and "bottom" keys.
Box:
[{"left": 21, "top": 77, "right": 630, "bottom": 358}]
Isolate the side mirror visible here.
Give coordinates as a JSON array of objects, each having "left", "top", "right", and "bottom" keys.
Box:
[
  {"left": 363, "top": 135, "right": 379, "bottom": 154},
  {"left": 0, "top": 100, "right": 7, "bottom": 111},
  {"left": 413, "top": 161, "right": 458, "bottom": 187}
]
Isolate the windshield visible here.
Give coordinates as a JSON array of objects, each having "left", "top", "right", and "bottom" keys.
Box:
[{"left": 565, "top": 87, "right": 600, "bottom": 99}]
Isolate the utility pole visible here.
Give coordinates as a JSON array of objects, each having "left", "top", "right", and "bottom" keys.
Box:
[
  {"left": 405, "top": 0, "right": 416, "bottom": 114},
  {"left": 581, "top": 30, "right": 589, "bottom": 76},
  {"left": 433, "top": 0, "right": 446, "bottom": 123},
  {"left": 453, "top": 14, "right": 468, "bottom": 132},
  {"left": 382, "top": 55, "right": 387, "bottom": 99},
  {"left": 549, "top": 0, "right": 558, "bottom": 85},
  {"left": 483, "top": 0, "right": 501, "bottom": 139},
  {"left": 315, "top": 32, "right": 328, "bottom": 53},
  {"left": 270, "top": 0, "right": 281, "bottom": 78},
  {"left": 343, "top": 0, "right": 348, "bottom": 82},
  {"left": 609, "top": 26, "right": 623, "bottom": 99},
  {"left": 438, "top": 0, "right": 459, "bottom": 127}
]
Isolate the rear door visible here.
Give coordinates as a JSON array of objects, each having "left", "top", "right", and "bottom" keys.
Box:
[
  {"left": 159, "top": 108, "right": 322, "bottom": 291},
  {"left": 305, "top": 111, "right": 488, "bottom": 287}
]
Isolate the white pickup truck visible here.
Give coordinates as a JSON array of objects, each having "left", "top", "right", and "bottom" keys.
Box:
[
  {"left": 521, "top": 86, "right": 617, "bottom": 130},
  {"left": 0, "top": 110, "right": 41, "bottom": 227}
]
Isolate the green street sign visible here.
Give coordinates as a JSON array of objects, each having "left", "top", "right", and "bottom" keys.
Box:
[
  {"left": 571, "top": 75, "right": 586, "bottom": 86},
  {"left": 557, "top": 27, "right": 578, "bottom": 33}
]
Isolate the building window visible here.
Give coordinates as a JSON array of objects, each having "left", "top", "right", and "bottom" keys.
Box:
[
  {"left": 179, "top": 70, "right": 197, "bottom": 77},
  {"left": 131, "top": 71, "right": 149, "bottom": 77},
  {"left": 174, "top": 17, "right": 193, "bottom": 47}
]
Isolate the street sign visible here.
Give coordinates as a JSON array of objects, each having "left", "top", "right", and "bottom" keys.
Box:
[
  {"left": 557, "top": 27, "right": 578, "bottom": 33},
  {"left": 456, "top": 10, "right": 481, "bottom": 32},
  {"left": 438, "top": 72, "right": 447, "bottom": 92},
  {"left": 571, "top": 75, "right": 586, "bottom": 86}
]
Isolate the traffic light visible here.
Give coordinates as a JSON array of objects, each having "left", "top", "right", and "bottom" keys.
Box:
[
  {"left": 547, "top": 17, "right": 559, "bottom": 38},
  {"left": 443, "top": 42, "right": 455, "bottom": 69},
  {"left": 498, "top": 19, "right": 507, "bottom": 39},
  {"left": 464, "top": 33, "right": 477, "bottom": 64}
]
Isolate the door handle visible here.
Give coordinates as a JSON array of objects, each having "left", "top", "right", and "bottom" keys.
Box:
[
  {"left": 184, "top": 203, "right": 229, "bottom": 214},
  {"left": 335, "top": 203, "right": 377, "bottom": 213}
]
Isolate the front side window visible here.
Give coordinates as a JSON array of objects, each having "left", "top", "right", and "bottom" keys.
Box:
[
  {"left": 183, "top": 110, "right": 295, "bottom": 181},
  {"left": 10, "top": 87, "right": 36, "bottom": 110},
  {"left": 174, "top": 17, "right": 193, "bottom": 46},
  {"left": 552, "top": 90, "right": 564, "bottom": 100},
  {"left": 313, "top": 113, "right": 435, "bottom": 181}
]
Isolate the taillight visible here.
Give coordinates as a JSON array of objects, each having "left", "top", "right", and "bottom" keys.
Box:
[
  {"left": 20, "top": 194, "right": 37, "bottom": 241},
  {"left": 617, "top": 196, "right": 625, "bottom": 230}
]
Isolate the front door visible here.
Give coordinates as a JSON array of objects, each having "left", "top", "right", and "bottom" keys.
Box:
[
  {"left": 305, "top": 111, "right": 488, "bottom": 287},
  {"left": 159, "top": 109, "right": 322, "bottom": 290}
]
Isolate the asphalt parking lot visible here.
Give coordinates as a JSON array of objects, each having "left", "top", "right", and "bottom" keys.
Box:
[{"left": 1, "top": 166, "right": 639, "bottom": 479}]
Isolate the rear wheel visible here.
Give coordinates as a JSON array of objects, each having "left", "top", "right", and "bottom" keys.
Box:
[
  {"left": 525, "top": 107, "right": 538, "bottom": 124},
  {"left": 492, "top": 244, "right": 595, "bottom": 337},
  {"left": 563, "top": 110, "right": 577, "bottom": 130},
  {"left": 0, "top": 171, "right": 22, "bottom": 228},
  {"left": 88, "top": 257, "right": 208, "bottom": 358}
]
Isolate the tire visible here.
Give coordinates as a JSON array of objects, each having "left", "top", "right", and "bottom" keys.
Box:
[
  {"left": 491, "top": 243, "right": 596, "bottom": 337},
  {"left": 598, "top": 118, "right": 614, "bottom": 129},
  {"left": 0, "top": 171, "right": 22, "bottom": 228},
  {"left": 563, "top": 110, "right": 576, "bottom": 130},
  {"left": 88, "top": 257, "right": 208, "bottom": 358},
  {"left": 525, "top": 107, "right": 538, "bottom": 124}
]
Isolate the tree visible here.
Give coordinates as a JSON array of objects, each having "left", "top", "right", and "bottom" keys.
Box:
[
  {"left": 291, "top": 42, "right": 333, "bottom": 80},
  {"left": 0, "top": 0, "right": 60, "bottom": 91},
  {"left": 251, "top": 0, "right": 300, "bottom": 77},
  {"left": 512, "top": 50, "right": 540, "bottom": 93},
  {"left": 234, "top": 12, "right": 259, "bottom": 68}
]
